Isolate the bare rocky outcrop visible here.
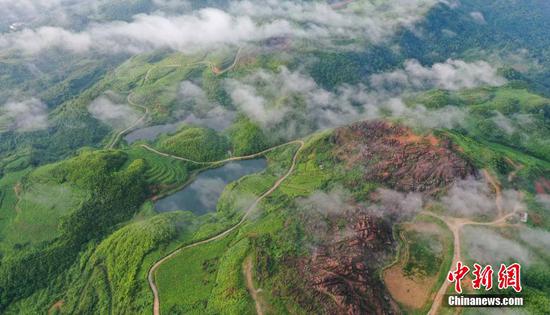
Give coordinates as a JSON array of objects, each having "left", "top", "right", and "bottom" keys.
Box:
[
  {"left": 333, "top": 120, "right": 475, "bottom": 194},
  {"left": 297, "top": 208, "right": 399, "bottom": 315}
]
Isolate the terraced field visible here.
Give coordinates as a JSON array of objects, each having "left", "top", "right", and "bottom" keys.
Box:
[{"left": 125, "top": 146, "right": 191, "bottom": 186}]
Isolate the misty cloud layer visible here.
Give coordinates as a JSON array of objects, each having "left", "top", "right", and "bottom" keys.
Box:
[
  {"left": 224, "top": 58, "right": 504, "bottom": 138},
  {"left": 462, "top": 226, "right": 534, "bottom": 266},
  {"left": 87, "top": 96, "right": 140, "bottom": 129},
  {"left": 370, "top": 59, "right": 506, "bottom": 92},
  {"left": 440, "top": 178, "right": 526, "bottom": 218},
  {"left": 0, "top": 0, "right": 441, "bottom": 55},
  {"left": 177, "top": 81, "right": 236, "bottom": 130},
  {"left": 0, "top": 98, "right": 48, "bottom": 132}
]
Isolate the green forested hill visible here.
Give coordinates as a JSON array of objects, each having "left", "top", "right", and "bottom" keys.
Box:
[{"left": 0, "top": 1, "right": 549, "bottom": 314}]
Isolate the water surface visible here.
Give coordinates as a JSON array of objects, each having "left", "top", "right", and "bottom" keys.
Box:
[
  {"left": 154, "top": 159, "right": 267, "bottom": 215},
  {"left": 124, "top": 122, "right": 183, "bottom": 144}
]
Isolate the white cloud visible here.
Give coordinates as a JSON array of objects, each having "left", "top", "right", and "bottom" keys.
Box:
[
  {"left": 0, "top": 98, "right": 48, "bottom": 132},
  {"left": 441, "top": 178, "right": 497, "bottom": 217},
  {"left": 440, "top": 178, "right": 525, "bottom": 218},
  {"left": 371, "top": 188, "right": 424, "bottom": 219},
  {"left": 224, "top": 62, "right": 493, "bottom": 138},
  {"left": 176, "top": 81, "right": 236, "bottom": 130},
  {"left": 536, "top": 194, "right": 550, "bottom": 210},
  {"left": 182, "top": 107, "right": 236, "bottom": 131},
  {"left": 298, "top": 186, "right": 353, "bottom": 216},
  {"left": 470, "top": 11, "right": 486, "bottom": 24},
  {"left": 463, "top": 226, "right": 534, "bottom": 266},
  {"left": 1, "top": 0, "right": 441, "bottom": 55},
  {"left": 87, "top": 96, "right": 140, "bottom": 128},
  {"left": 7, "top": 26, "right": 93, "bottom": 55},
  {"left": 0, "top": 8, "right": 290, "bottom": 55},
  {"left": 230, "top": 0, "right": 439, "bottom": 43},
  {"left": 518, "top": 228, "right": 550, "bottom": 253},
  {"left": 370, "top": 59, "right": 506, "bottom": 92},
  {"left": 1, "top": 0, "right": 63, "bottom": 22}
]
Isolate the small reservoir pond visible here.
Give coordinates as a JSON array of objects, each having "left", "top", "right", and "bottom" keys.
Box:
[
  {"left": 154, "top": 159, "right": 267, "bottom": 215},
  {"left": 124, "top": 122, "right": 183, "bottom": 144}
]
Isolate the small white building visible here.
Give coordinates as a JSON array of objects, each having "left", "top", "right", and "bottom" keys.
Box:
[{"left": 519, "top": 212, "right": 528, "bottom": 223}]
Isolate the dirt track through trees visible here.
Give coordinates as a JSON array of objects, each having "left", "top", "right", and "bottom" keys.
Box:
[{"left": 244, "top": 256, "right": 265, "bottom": 315}]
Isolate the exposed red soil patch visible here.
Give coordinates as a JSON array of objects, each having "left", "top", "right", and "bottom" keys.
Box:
[
  {"left": 333, "top": 121, "right": 475, "bottom": 194},
  {"left": 535, "top": 178, "right": 550, "bottom": 194},
  {"left": 296, "top": 208, "right": 399, "bottom": 315},
  {"left": 48, "top": 300, "right": 64, "bottom": 314}
]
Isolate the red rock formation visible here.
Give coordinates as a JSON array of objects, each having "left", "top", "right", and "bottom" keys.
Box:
[
  {"left": 298, "top": 208, "right": 399, "bottom": 315},
  {"left": 333, "top": 120, "right": 475, "bottom": 194}
]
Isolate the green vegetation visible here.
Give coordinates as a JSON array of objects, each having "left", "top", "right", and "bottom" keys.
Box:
[
  {"left": 3, "top": 1, "right": 550, "bottom": 313},
  {"left": 443, "top": 130, "right": 550, "bottom": 190},
  {"left": 157, "top": 126, "right": 230, "bottom": 162},
  {"left": 125, "top": 146, "right": 191, "bottom": 186},
  {"left": 412, "top": 86, "right": 550, "bottom": 166},
  {"left": 0, "top": 150, "right": 148, "bottom": 311},
  {"left": 227, "top": 117, "right": 270, "bottom": 156},
  {"left": 156, "top": 234, "right": 239, "bottom": 314},
  {"left": 61, "top": 212, "right": 198, "bottom": 314},
  {"left": 402, "top": 229, "right": 444, "bottom": 277}
]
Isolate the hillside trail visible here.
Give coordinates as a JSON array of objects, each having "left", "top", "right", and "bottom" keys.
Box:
[
  {"left": 425, "top": 170, "right": 519, "bottom": 315},
  {"left": 244, "top": 256, "right": 265, "bottom": 315},
  {"left": 13, "top": 182, "right": 22, "bottom": 213},
  {"left": 147, "top": 140, "right": 304, "bottom": 315},
  {"left": 141, "top": 139, "right": 302, "bottom": 165},
  {"left": 47, "top": 300, "right": 64, "bottom": 314},
  {"left": 505, "top": 158, "right": 524, "bottom": 182},
  {"left": 482, "top": 169, "right": 503, "bottom": 217},
  {"left": 105, "top": 47, "right": 242, "bottom": 149}
]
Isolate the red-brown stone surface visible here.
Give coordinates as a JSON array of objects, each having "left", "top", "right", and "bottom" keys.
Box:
[{"left": 333, "top": 120, "right": 475, "bottom": 194}]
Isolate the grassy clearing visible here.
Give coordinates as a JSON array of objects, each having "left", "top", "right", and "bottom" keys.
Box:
[
  {"left": 0, "top": 161, "right": 89, "bottom": 254},
  {"left": 3, "top": 182, "right": 85, "bottom": 248},
  {"left": 19, "top": 211, "right": 202, "bottom": 315},
  {"left": 0, "top": 169, "right": 31, "bottom": 253},
  {"left": 280, "top": 132, "right": 334, "bottom": 198},
  {"left": 383, "top": 214, "right": 453, "bottom": 314},
  {"left": 206, "top": 238, "right": 253, "bottom": 314},
  {"left": 156, "top": 234, "right": 235, "bottom": 315}
]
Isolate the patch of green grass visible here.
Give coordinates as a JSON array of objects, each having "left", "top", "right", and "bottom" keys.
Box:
[
  {"left": 157, "top": 126, "right": 230, "bottom": 162},
  {"left": 62, "top": 212, "right": 198, "bottom": 314},
  {"left": 3, "top": 182, "right": 86, "bottom": 248},
  {"left": 157, "top": 234, "right": 235, "bottom": 315},
  {"left": 226, "top": 117, "right": 270, "bottom": 156},
  {"left": 402, "top": 229, "right": 444, "bottom": 277},
  {"left": 280, "top": 132, "right": 334, "bottom": 197},
  {"left": 0, "top": 169, "right": 31, "bottom": 253},
  {"left": 206, "top": 238, "right": 253, "bottom": 314}
]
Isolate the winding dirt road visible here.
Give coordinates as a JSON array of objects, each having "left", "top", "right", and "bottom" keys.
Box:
[
  {"left": 147, "top": 140, "right": 304, "bottom": 315},
  {"left": 244, "top": 256, "right": 265, "bottom": 315},
  {"left": 106, "top": 47, "right": 242, "bottom": 149},
  {"left": 426, "top": 170, "right": 520, "bottom": 315},
  {"left": 140, "top": 139, "right": 301, "bottom": 165},
  {"left": 106, "top": 93, "right": 149, "bottom": 149}
]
